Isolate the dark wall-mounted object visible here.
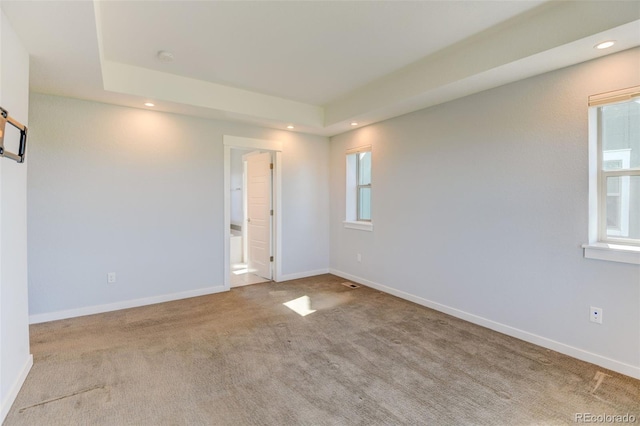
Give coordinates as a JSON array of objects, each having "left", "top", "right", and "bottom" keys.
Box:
[{"left": 0, "top": 107, "right": 27, "bottom": 164}]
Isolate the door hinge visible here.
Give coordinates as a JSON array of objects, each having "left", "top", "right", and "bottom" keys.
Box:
[
  {"left": 270, "top": 256, "right": 274, "bottom": 262},
  {"left": 270, "top": 163, "right": 273, "bottom": 170},
  {"left": 270, "top": 209, "right": 273, "bottom": 216}
]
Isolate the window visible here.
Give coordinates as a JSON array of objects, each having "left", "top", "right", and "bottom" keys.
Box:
[
  {"left": 345, "top": 146, "right": 372, "bottom": 231},
  {"left": 584, "top": 86, "right": 640, "bottom": 264}
]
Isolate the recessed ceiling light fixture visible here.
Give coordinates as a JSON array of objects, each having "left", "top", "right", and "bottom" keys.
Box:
[
  {"left": 595, "top": 40, "right": 615, "bottom": 49},
  {"left": 144, "top": 102, "right": 155, "bottom": 107},
  {"left": 351, "top": 122, "right": 358, "bottom": 126},
  {"left": 157, "top": 50, "right": 175, "bottom": 62},
  {"left": 287, "top": 125, "right": 294, "bottom": 130}
]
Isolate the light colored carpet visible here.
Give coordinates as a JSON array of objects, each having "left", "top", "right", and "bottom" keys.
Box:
[{"left": 5, "top": 274, "right": 639, "bottom": 425}]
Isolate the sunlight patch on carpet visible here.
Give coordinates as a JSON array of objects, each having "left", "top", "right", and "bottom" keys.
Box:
[{"left": 283, "top": 295, "right": 316, "bottom": 317}]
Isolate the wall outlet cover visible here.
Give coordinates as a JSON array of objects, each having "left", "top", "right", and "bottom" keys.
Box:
[{"left": 590, "top": 306, "right": 602, "bottom": 324}]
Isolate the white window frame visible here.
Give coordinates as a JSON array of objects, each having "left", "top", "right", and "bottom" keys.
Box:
[
  {"left": 344, "top": 145, "right": 373, "bottom": 231},
  {"left": 583, "top": 86, "right": 640, "bottom": 265}
]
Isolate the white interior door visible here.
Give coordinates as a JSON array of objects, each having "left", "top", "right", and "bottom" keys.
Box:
[{"left": 246, "top": 152, "right": 272, "bottom": 280}]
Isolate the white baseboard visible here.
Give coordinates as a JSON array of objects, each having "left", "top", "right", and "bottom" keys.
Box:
[
  {"left": 277, "top": 269, "right": 329, "bottom": 282},
  {"left": 28, "top": 269, "right": 331, "bottom": 324},
  {"left": 29, "top": 285, "right": 227, "bottom": 324},
  {"left": 330, "top": 268, "right": 640, "bottom": 380},
  {"left": 1, "top": 354, "right": 33, "bottom": 423}
]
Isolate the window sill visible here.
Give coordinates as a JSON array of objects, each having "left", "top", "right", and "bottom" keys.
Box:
[
  {"left": 582, "top": 243, "right": 640, "bottom": 265},
  {"left": 343, "top": 221, "right": 373, "bottom": 232}
]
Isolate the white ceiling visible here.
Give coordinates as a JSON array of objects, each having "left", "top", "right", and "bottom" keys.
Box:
[
  {"left": 99, "top": 1, "right": 545, "bottom": 105},
  {"left": 2, "top": 1, "right": 639, "bottom": 136}
]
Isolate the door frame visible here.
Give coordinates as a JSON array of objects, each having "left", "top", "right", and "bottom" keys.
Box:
[{"left": 223, "top": 136, "right": 282, "bottom": 290}]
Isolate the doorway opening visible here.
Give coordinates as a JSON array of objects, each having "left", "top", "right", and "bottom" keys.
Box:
[
  {"left": 230, "top": 149, "right": 271, "bottom": 287},
  {"left": 223, "top": 136, "right": 282, "bottom": 290}
]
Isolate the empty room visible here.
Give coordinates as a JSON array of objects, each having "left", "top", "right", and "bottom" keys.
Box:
[{"left": 1, "top": 1, "right": 639, "bottom": 424}]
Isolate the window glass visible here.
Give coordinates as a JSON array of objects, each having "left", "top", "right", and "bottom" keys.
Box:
[
  {"left": 346, "top": 147, "right": 372, "bottom": 223},
  {"left": 606, "top": 176, "right": 621, "bottom": 230},
  {"left": 605, "top": 175, "right": 640, "bottom": 240},
  {"left": 358, "top": 151, "right": 371, "bottom": 186},
  {"left": 358, "top": 187, "right": 371, "bottom": 221},
  {"left": 585, "top": 87, "right": 640, "bottom": 262},
  {"left": 596, "top": 98, "right": 640, "bottom": 245},
  {"left": 601, "top": 101, "right": 640, "bottom": 169},
  {"left": 603, "top": 159, "right": 622, "bottom": 171}
]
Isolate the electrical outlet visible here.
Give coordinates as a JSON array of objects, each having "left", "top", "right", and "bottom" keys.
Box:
[
  {"left": 590, "top": 306, "right": 602, "bottom": 324},
  {"left": 357, "top": 253, "right": 361, "bottom": 262},
  {"left": 107, "top": 272, "right": 117, "bottom": 284}
]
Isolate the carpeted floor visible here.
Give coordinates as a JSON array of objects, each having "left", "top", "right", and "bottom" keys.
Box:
[{"left": 4, "top": 274, "right": 640, "bottom": 425}]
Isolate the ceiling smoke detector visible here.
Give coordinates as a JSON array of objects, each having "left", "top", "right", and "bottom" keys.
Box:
[{"left": 157, "top": 50, "right": 175, "bottom": 63}]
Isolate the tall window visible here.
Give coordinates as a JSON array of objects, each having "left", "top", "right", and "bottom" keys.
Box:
[
  {"left": 345, "top": 146, "right": 372, "bottom": 229},
  {"left": 589, "top": 87, "right": 640, "bottom": 248}
]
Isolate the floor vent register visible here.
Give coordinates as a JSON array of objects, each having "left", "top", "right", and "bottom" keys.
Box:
[{"left": 341, "top": 282, "right": 360, "bottom": 289}]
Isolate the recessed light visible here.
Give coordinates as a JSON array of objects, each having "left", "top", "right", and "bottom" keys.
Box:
[
  {"left": 287, "top": 125, "right": 294, "bottom": 129},
  {"left": 351, "top": 122, "right": 358, "bottom": 126},
  {"left": 595, "top": 41, "right": 615, "bottom": 50},
  {"left": 157, "top": 50, "right": 175, "bottom": 62},
  {"left": 144, "top": 102, "right": 155, "bottom": 107}
]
